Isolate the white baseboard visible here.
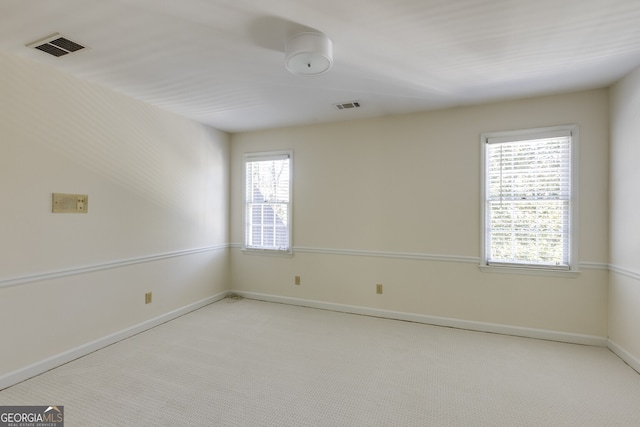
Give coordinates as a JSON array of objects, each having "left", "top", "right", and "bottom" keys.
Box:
[
  {"left": 2, "top": 290, "right": 620, "bottom": 391},
  {"left": 608, "top": 340, "right": 640, "bottom": 375},
  {"left": 0, "top": 291, "right": 231, "bottom": 391},
  {"left": 232, "top": 291, "right": 609, "bottom": 347}
]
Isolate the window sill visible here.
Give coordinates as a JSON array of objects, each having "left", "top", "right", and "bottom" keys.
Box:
[
  {"left": 241, "top": 248, "right": 293, "bottom": 257},
  {"left": 478, "top": 264, "right": 580, "bottom": 278}
]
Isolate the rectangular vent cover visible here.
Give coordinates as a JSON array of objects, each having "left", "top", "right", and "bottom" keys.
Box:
[
  {"left": 334, "top": 101, "right": 361, "bottom": 110},
  {"left": 27, "top": 33, "right": 86, "bottom": 57}
]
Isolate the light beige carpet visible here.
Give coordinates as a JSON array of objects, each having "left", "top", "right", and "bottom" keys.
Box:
[{"left": 1, "top": 297, "right": 640, "bottom": 426}]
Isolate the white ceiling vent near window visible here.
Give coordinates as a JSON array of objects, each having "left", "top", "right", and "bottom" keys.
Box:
[
  {"left": 26, "top": 33, "right": 86, "bottom": 57},
  {"left": 334, "top": 101, "right": 361, "bottom": 110}
]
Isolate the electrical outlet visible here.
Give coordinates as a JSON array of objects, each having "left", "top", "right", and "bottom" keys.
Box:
[
  {"left": 376, "top": 284, "right": 383, "bottom": 294},
  {"left": 295, "top": 275, "right": 301, "bottom": 285},
  {"left": 145, "top": 292, "right": 152, "bottom": 304}
]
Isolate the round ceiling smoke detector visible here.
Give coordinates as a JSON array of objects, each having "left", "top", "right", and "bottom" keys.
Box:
[{"left": 285, "top": 32, "right": 333, "bottom": 76}]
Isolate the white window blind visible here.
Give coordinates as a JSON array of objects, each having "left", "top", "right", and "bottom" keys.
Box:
[
  {"left": 484, "top": 128, "right": 573, "bottom": 269},
  {"left": 244, "top": 152, "right": 291, "bottom": 251}
]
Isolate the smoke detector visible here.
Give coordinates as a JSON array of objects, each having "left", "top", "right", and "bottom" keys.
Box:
[{"left": 27, "top": 33, "right": 86, "bottom": 57}]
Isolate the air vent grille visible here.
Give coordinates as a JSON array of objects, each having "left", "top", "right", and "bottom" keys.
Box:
[
  {"left": 49, "top": 37, "right": 85, "bottom": 53},
  {"left": 34, "top": 43, "right": 68, "bottom": 57},
  {"left": 27, "top": 33, "right": 86, "bottom": 57},
  {"left": 334, "top": 101, "right": 361, "bottom": 110}
]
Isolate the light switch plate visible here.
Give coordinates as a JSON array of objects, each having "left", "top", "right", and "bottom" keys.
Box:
[{"left": 52, "top": 193, "right": 88, "bottom": 213}]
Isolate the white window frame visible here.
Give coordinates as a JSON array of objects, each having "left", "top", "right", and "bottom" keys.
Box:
[
  {"left": 480, "top": 125, "right": 579, "bottom": 276},
  {"left": 242, "top": 150, "right": 293, "bottom": 255}
]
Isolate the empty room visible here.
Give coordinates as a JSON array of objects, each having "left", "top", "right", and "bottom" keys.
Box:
[{"left": 1, "top": 0, "right": 640, "bottom": 425}]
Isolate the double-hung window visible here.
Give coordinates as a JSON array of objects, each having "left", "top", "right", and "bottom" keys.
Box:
[
  {"left": 243, "top": 150, "right": 292, "bottom": 253},
  {"left": 481, "top": 125, "right": 578, "bottom": 273}
]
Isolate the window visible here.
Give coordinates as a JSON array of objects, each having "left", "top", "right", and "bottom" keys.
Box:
[
  {"left": 481, "top": 125, "right": 578, "bottom": 272},
  {"left": 244, "top": 151, "right": 292, "bottom": 252}
]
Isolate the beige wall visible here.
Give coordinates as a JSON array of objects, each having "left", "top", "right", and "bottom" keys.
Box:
[
  {"left": 231, "top": 90, "right": 609, "bottom": 338},
  {"left": 0, "top": 53, "right": 230, "bottom": 377},
  {"left": 0, "top": 48, "right": 618, "bottom": 383},
  {"left": 609, "top": 65, "right": 640, "bottom": 365}
]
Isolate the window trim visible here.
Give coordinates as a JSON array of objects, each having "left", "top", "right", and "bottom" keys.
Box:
[
  {"left": 242, "top": 150, "right": 293, "bottom": 255},
  {"left": 479, "top": 125, "right": 579, "bottom": 276}
]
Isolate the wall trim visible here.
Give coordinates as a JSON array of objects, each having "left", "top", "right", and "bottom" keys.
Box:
[
  {"left": 578, "top": 261, "right": 609, "bottom": 270},
  {"left": 609, "top": 264, "right": 640, "bottom": 281},
  {"left": 232, "top": 291, "right": 608, "bottom": 347},
  {"left": 0, "top": 291, "right": 232, "bottom": 391},
  {"left": 0, "top": 245, "right": 229, "bottom": 289},
  {"left": 294, "top": 247, "right": 480, "bottom": 263},
  {"left": 231, "top": 243, "right": 478, "bottom": 263},
  {"left": 608, "top": 340, "right": 640, "bottom": 375},
  {"left": 231, "top": 243, "right": 608, "bottom": 271}
]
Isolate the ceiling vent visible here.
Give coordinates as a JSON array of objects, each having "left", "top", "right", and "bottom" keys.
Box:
[
  {"left": 334, "top": 101, "right": 361, "bottom": 110},
  {"left": 27, "top": 33, "right": 86, "bottom": 57}
]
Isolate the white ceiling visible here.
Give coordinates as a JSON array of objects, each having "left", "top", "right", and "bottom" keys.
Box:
[{"left": 2, "top": 0, "right": 640, "bottom": 133}]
